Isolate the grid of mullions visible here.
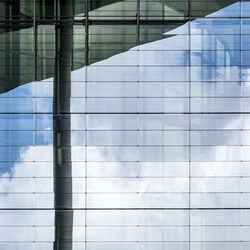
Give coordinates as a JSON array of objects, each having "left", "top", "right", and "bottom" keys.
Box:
[
  {"left": 1, "top": 0, "right": 250, "bottom": 250},
  {"left": 1, "top": 0, "right": 250, "bottom": 19}
]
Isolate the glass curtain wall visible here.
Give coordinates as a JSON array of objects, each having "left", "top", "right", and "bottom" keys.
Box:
[{"left": 0, "top": 0, "right": 250, "bottom": 250}]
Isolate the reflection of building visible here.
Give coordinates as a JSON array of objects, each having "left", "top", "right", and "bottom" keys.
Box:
[{"left": 1, "top": 1, "right": 250, "bottom": 250}]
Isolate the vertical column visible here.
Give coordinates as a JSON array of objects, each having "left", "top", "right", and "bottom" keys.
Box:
[{"left": 54, "top": 1, "right": 74, "bottom": 250}]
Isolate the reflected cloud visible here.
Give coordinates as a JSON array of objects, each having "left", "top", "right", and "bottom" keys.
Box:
[
  {"left": 0, "top": 146, "right": 53, "bottom": 208},
  {"left": 0, "top": 1, "right": 250, "bottom": 249}
]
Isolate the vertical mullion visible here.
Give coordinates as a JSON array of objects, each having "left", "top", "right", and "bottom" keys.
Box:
[
  {"left": 136, "top": 0, "right": 140, "bottom": 46},
  {"left": 85, "top": 0, "right": 89, "bottom": 66},
  {"left": 188, "top": 0, "right": 191, "bottom": 250},
  {"left": 4, "top": 2, "right": 10, "bottom": 79},
  {"left": 240, "top": 1, "right": 243, "bottom": 248},
  {"left": 85, "top": 2, "right": 89, "bottom": 250},
  {"left": 33, "top": 0, "right": 37, "bottom": 82},
  {"left": 136, "top": 7, "right": 140, "bottom": 250}
]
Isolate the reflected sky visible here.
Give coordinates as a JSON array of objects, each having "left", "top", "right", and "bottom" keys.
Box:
[
  {"left": 1, "top": 1, "right": 250, "bottom": 250},
  {"left": 0, "top": 0, "right": 250, "bottom": 204}
]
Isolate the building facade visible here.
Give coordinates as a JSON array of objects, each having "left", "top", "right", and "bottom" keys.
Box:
[{"left": 0, "top": 0, "right": 249, "bottom": 249}]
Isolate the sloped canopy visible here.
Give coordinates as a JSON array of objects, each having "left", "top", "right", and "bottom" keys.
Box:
[{"left": 0, "top": 0, "right": 238, "bottom": 94}]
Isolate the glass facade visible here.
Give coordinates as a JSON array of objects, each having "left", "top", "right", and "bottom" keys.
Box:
[{"left": 1, "top": 0, "right": 250, "bottom": 249}]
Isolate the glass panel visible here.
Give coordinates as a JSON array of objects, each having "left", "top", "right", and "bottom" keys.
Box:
[
  {"left": 191, "top": 1, "right": 240, "bottom": 17},
  {"left": 87, "top": 193, "right": 189, "bottom": 208},
  {"left": 140, "top": 0, "right": 188, "bottom": 20},
  {"left": 89, "top": 25, "right": 137, "bottom": 63},
  {"left": 191, "top": 131, "right": 241, "bottom": 145},
  {"left": 140, "top": 22, "right": 190, "bottom": 45},
  {"left": 87, "top": 178, "right": 189, "bottom": 192},
  {"left": 89, "top": 0, "right": 137, "bottom": 19},
  {"left": 86, "top": 210, "right": 189, "bottom": 225},
  {"left": 190, "top": 226, "right": 241, "bottom": 241}
]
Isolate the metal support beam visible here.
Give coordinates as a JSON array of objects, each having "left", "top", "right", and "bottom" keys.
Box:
[{"left": 53, "top": 1, "right": 73, "bottom": 249}]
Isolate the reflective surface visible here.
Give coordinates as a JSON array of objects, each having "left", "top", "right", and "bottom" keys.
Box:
[{"left": 1, "top": 0, "right": 250, "bottom": 250}]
